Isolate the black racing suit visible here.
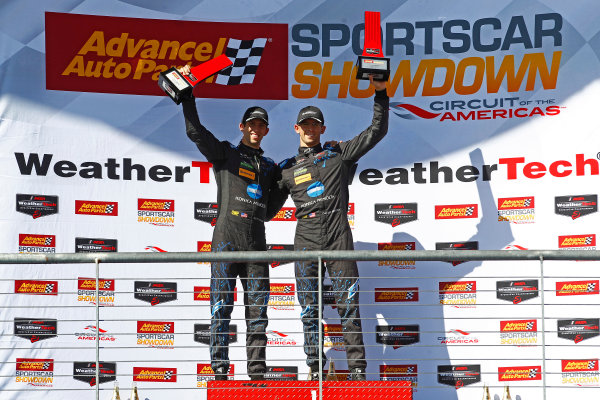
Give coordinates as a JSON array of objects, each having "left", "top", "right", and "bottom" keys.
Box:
[
  {"left": 276, "top": 89, "right": 389, "bottom": 370},
  {"left": 183, "top": 98, "right": 280, "bottom": 378}
]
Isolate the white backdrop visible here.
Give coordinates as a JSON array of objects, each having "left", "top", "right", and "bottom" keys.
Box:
[{"left": 1, "top": 1, "right": 600, "bottom": 399}]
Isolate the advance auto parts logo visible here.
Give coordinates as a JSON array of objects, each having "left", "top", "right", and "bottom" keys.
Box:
[
  {"left": 15, "top": 280, "right": 58, "bottom": 296},
  {"left": 498, "top": 366, "right": 541, "bottom": 381},
  {"left": 375, "top": 287, "right": 419, "bottom": 302},
  {"left": 272, "top": 207, "right": 297, "bottom": 221},
  {"left": 18, "top": 234, "right": 55, "bottom": 253},
  {"left": 75, "top": 200, "right": 118, "bottom": 216},
  {"left": 561, "top": 360, "right": 599, "bottom": 386},
  {"left": 138, "top": 198, "right": 174, "bottom": 227},
  {"left": 16, "top": 358, "right": 54, "bottom": 387},
  {"left": 378, "top": 242, "right": 416, "bottom": 269},
  {"left": 556, "top": 280, "right": 599, "bottom": 296},
  {"left": 133, "top": 367, "right": 177, "bottom": 383},
  {"left": 498, "top": 196, "right": 535, "bottom": 224},
  {"left": 194, "top": 286, "right": 237, "bottom": 301},
  {"left": 435, "top": 204, "right": 478, "bottom": 219},
  {"left": 500, "top": 320, "right": 538, "bottom": 346},
  {"left": 78, "top": 278, "right": 115, "bottom": 307},
  {"left": 555, "top": 194, "right": 597, "bottom": 220},
  {"left": 14, "top": 318, "right": 57, "bottom": 343},
  {"left": 439, "top": 281, "right": 476, "bottom": 308},
  {"left": 323, "top": 324, "right": 345, "bottom": 351},
  {"left": 137, "top": 321, "right": 175, "bottom": 349},
  {"left": 134, "top": 281, "right": 177, "bottom": 305},
  {"left": 558, "top": 319, "right": 600, "bottom": 343},
  {"left": 559, "top": 234, "right": 596, "bottom": 250},
  {"left": 380, "top": 365, "right": 418, "bottom": 387},
  {"left": 268, "top": 283, "right": 295, "bottom": 310},
  {"left": 73, "top": 362, "right": 116, "bottom": 386},
  {"left": 45, "top": 12, "right": 287, "bottom": 100},
  {"left": 16, "top": 194, "right": 58, "bottom": 219},
  {"left": 197, "top": 364, "right": 234, "bottom": 387}
]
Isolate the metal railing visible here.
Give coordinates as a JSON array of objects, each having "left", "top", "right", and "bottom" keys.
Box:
[{"left": 1, "top": 249, "right": 599, "bottom": 400}]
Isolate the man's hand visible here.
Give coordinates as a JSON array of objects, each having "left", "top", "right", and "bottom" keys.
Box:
[
  {"left": 178, "top": 65, "right": 191, "bottom": 75},
  {"left": 369, "top": 74, "right": 387, "bottom": 91}
]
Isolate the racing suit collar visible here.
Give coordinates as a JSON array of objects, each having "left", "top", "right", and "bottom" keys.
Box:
[
  {"left": 299, "top": 143, "right": 323, "bottom": 156},
  {"left": 237, "top": 140, "right": 264, "bottom": 156}
]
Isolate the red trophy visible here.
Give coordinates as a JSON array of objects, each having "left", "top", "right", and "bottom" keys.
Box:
[
  {"left": 158, "top": 54, "right": 233, "bottom": 104},
  {"left": 356, "top": 11, "right": 390, "bottom": 81}
]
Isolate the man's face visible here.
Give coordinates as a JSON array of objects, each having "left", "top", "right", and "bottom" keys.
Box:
[
  {"left": 240, "top": 118, "right": 269, "bottom": 149},
  {"left": 295, "top": 118, "right": 326, "bottom": 147}
]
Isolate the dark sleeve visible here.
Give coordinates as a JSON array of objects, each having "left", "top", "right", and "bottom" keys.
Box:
[
  {"left": 265, "top": 164, "right": 289, "bottom": 221},
  {"left": 339, "top": 88, "right": 389, "bottom": 162},
  {"left": 182, "top": 98, "right": 228, "bottom": 163}
]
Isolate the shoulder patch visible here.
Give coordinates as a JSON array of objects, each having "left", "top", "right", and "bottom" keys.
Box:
[{"left": 279, "top": 157, "right": 294, "bottom": 169}]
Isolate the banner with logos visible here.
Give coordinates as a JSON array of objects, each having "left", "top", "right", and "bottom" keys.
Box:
[{"left": 1, "top": 1, "right": 599, "bottom": 399}]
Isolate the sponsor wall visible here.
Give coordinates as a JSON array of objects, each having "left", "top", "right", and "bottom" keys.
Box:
[{"left": 1, "top": 1, "right": 600, "bottom": 399}]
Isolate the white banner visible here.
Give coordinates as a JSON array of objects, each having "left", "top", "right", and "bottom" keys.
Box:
[{"left": 1, "top": 1, "right": 600, "bottom": 399}]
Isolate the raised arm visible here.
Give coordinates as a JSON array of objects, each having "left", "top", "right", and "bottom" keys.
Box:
[
  {"left": 179, "top": 66, "right": 228, "bottom": 163},
  {"left": 340, "top": 77, "right": 389, "bottom": 162}
]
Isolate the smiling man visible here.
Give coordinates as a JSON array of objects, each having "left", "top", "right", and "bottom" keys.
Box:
[
  {"left": 276, "top": 76, "right": 389, "bottom": 381},
  {"left": 178, "top": 66, "right": 281, "bottom": 381}
]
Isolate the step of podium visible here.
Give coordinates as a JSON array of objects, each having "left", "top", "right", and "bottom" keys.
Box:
[{"left": 207, "top": 380, "right": 412, "bottom": 400}]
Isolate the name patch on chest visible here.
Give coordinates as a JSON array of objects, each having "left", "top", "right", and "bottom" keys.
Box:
[
  {"left": 239, "top": 168, "right": 256, "bottom": 180},
  {"left": 294, "top": 173, "right": 312, "bottom": 185}
]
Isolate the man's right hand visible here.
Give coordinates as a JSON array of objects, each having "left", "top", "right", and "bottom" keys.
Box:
[{"left": 178, "top": 65, "right": 191, "bottom": 75}]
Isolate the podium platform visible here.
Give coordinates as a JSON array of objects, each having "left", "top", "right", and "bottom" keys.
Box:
[{"left": 207, "top": 380, "right": 412, "bottom": 399}]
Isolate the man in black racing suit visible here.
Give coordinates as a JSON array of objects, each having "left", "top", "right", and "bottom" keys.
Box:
[
  {"left": 276, "top": 76, "right": 389, "bottom": 380},
  {"left": 179, "top": 66, "right": 281, "bottom": 381}
]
